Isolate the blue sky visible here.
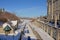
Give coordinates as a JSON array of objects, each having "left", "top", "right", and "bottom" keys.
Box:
[{"left": 0, "top": 0, "right": 47, "bottom": 17}]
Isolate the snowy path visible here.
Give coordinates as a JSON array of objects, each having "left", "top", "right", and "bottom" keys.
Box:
[
  {"left": 21, "top": 20, "right": 37, "bottom": 40},
  {"left": 25, "top": 24, "right": 37, "bottom": 39},
  {"left": 29, "top": 22, "right": 54, "bottom": 40}
]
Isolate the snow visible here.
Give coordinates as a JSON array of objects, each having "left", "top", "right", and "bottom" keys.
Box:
[
  {"left": 24, "top": 23, "right": 37, "bottom": 39},
  {"left": 0, "top": 25, "right": 22, "bottom": 40},
  {"left": 2, "top": 23, "right": 11, "bottom": 29},
  {"left": 29, "top": 22, "right": 54, "bottom": 40},
  {"left": 35, "top": 28, "right": 54, "bottom": 40},
  {"left": 22, "top": 35, "right": 37, "bottom": 40},
  {"left": 10, "top": 20, "right": 17, "bottom": 26},
  {"left": 0, "top": 20, "right": 21, "bottom": 40},
  {"left": 0, "top": 19, "right": 37, "bottom": 40}
]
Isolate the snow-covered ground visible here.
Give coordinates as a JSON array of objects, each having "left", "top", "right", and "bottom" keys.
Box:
[
  {"left": 0, "top": 20, "right": 25, "bottom": 40},
  {"left": 21, "top": 20, "right": 37, "bottom": 40},
  {"left": 24, "top": 24, "right": 37, "bottom": 39},
  {"left": 0, "top": 19, "right": 37, "bottom": 40},
  {"left": 29, "top": 22, "right": 54, "bottom": 40}
]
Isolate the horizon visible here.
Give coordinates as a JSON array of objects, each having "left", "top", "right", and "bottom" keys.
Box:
[{"left": 0, "top": 0, "right": 47, "bottom": 17}]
